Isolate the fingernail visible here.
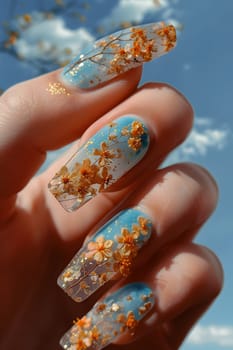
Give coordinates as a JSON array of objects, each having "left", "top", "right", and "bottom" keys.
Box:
[
  {"left": 48, "top": 116, "right": 150, "bottom": 212},
  {"left": 60, "top": 283, "right": 154, "bottom": 350},
  {"left": 61, "top": 22, "right": 176, "bottom": 89},
  {"left": 58, "top": 208, "right": 152, "bottom": 302}
]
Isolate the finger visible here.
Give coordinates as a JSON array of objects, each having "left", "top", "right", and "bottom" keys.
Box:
[
  {"left": 0, "top": 67, "right": 142, "bottom": 200},
  {"left": 142, "top": 245, "right": 223, "bottom": 348},
  {"left": 57, "top": 163, "right": 218, "bottom": 302},
  {"left": 0, "top": 21, "right": 177, "bottom": 200},
  {"left": 47, "top": 81, "right": 193, "bottom": 212},
  {"left": 59, "top": 243, "right": 223, "bottom": 350}
]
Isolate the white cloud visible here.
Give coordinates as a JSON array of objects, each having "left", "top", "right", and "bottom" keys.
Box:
[
  {"left": 184, "top": 128, "right": 228, "bottom": 155},
  {"left": 12, "top": 2, "right": 181, "bottom": 65},
  {"left": 187, "top": 324, "right": 233, "bottom": 347},
  {"left": 14, "top": 13, "right": 94, "bottom": 64},
  {"left": 100, "top": 0, "right": 170, "bottom": 30},
  {"left": 165, "top": 117, "right": 229, "bottom": 164}
]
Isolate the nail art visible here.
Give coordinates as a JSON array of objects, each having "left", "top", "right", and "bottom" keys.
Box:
[
  {"left": 60, "top": 283, "right": 154, "bottom": 350},
  {"left": 48, "top": 116, "right": 150, "bottom": 212},
  {"left": 61, "top": 22, "right": 176, "bottom": 88},
  {"left": 58, "top": 208, "right": 152, "bottom": 302}
]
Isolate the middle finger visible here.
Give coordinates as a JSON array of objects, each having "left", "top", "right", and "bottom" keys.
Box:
[{"left": 44, "top": 83, "right": 193, "bottom": 238}]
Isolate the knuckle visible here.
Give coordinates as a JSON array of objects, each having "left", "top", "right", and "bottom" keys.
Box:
[{"left": 0, "top": 84, "right": 34, "bottom": 125}]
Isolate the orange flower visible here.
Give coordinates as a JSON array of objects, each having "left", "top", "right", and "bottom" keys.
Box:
[
  {"left": 108, "top": 134, "right": 117, "bottom": 141},
  {"left": 86, "top": 236, "right": 113, "bottom": 262},
  {"left": 121, "top": 126, "right": 130, "bottom": 136},
  {"left": 128, "top": 137, "right": 141, "bottom": 151},
  {"left": 80, "top": 281, "right": 91, "bottom": 295},
  {"left": 117, "top": 227, "right": 138, "bottom": 258},
  {"left": 130, "top": 121, "right": 145, "bottom": 137},
  {"left": 99, "top": 272, "right": 108, "bottom": 285},
  {"left": 166, "top": 25, "right": 176, "bottom": 42},
  {"left": 140, "top": 40, "right": 155, "bottom": 61},
  {"left": 138, "top": 217, "right": 150, "bottom": 235},
  {"left": 75, "top": 338, "right": 88, "bottom": 350},
  {"left": 164, "top": 41, "right": 175, "bottom": 52},
  {"left": 76, "top": 316, "right": 92, "bottom": 329},
  {"left": 156, "top": 24, "right": 176, "bottom": 52},
  {"left": 157, "top": 25, "right": 176, "bottom": 42},
  {"left": 96, "top": 303, "right": 106, "bottom": 313},
  {"left": 118, "top": 48, "right": 127, "bottom": 56},
  {"left": 124, "top": 121, "right": 145, "bottom": 151},
  {"left": 57, "top": 165, "right": 71, "bottom": 184},
  {"left": 108, "top": 60, "right": 125, "bottom": 75},
  {"left": 126, "top": 311, "right": 138, "bottom": 331},
  {"left": 113, "top": 251, "right": 133, "bottom": 277},
  {"left": 89, "top": 326, "right": 100, "bottom": 341},
  {"left": 131, "top": 40, "right": 142, "bottom": 57},
  {"left": 79, "top": 159, "right": 99, "bottom": 181},
  {"left": 131, "top": 218, "right": 149, "bottom": 240},
  {"left": 118, "top": 228, "right": 137, "bottom": 245},
  {"left": 93, "top": 142, "right": 120, "bottom": 167},
  {"left": 117, "top": 313, "right": 126, "bottom": 323},
  {"left": 130, "top": 27, "right": 146, "bottom": 40},
  {"left": 100, "top": 166, "right": 113, "bottom": 189},
  {"left": 54, "top": 159, "right": 103, "bottom": 200}
]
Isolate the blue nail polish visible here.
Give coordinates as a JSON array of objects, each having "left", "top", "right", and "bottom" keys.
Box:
[
  {"left": 60, "top": 22, "right": 176, "bottom": 89},
  {"left": 49, "top": 116, "right": 150, "bottom": 211},
  {"left": 58, "top": 208, "right": 153, "bottom": 301},
  {"left": 60, "top": 283, "right": 154, "bottom": 350}
]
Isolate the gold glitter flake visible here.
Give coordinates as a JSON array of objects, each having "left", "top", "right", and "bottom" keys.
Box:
[{"left": 46, "top": 82, "right": 71, "bottom": 96}]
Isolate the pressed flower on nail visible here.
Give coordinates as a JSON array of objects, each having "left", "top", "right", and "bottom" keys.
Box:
[
  {"left": 57, "top": 209, "right": 153, "bottom": 302},
  {"left": 49, "top": 116, "right": 149, "bottom": 212},
  {"left": 60, "top": 283, "right": 155, "bottom": 350},
  {"left": 86, "top": 236, "right": 114, "bottom": 262},
  {"left": 76, "top": 316, "right": 92, "bottom": 329},
  {"left": 60, "top": 22, "right": 176, "bottom": 88},
  {"left": 93, "top": 141, "right": 121, "bottom": 167}
]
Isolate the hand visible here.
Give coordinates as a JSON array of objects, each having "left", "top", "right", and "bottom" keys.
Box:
[{"left": 0, "top": 66, "right": 223, "bottom": 350}]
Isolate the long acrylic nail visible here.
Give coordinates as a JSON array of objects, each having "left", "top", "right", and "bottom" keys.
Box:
[
  {"left": 60, "top": 283, "right": 154, "bottom": 350},
  {"left": 61, "top": 22, "right": 176, "bottom": 89},
  {"left": 58, "top": 208, "right": 152, "bottom": 302},
  {"left": 48, "top": 116, "right": 150, "bottom": 212}
]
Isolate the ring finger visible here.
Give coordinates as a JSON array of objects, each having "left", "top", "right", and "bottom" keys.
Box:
[
  {"left": 60, "top": 242, "right": 223, "bottom": 350},
  {"left": 57, "top": 162, "right": 218, "bottom": 302}
]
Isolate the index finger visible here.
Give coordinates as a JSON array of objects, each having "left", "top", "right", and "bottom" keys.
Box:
[
  {"left": 0, "top": 22, "right": 176, "bottom": 199},
  {"left": 0, "top": 67, "right": 141, "bottom": 199}
]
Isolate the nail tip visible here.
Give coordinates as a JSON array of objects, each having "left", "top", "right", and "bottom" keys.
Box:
[
  {"left": 58, "top": 209, "right": 153, "bottom": 302},
  {"left": 60, "top": 282, "right": 154, "bottom": 350},
  {"left": 61, "top": 22, "right": 176, "bottom": 89},
  {"left": 49, "top": 116, "right": 150, "bottom": 212}
]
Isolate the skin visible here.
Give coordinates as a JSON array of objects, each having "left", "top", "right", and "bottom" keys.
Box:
[{"left": 0, "top": 67, "right": 223, "bottom": 350}]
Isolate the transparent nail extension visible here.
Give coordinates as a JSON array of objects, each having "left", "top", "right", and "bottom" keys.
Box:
[
  {"left": 58, "top": 208, "right": 152, "bottom": 302},
  {"left": 61, "top": 22, "right": 176, "bottom": 88},
  {"left": 60, "top": 283, "right": 155, "bottom": 350},
  {"left": 48, "top": 116, "right": 150, "bottom": 212}
]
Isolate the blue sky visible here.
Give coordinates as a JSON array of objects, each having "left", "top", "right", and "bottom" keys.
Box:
[{"left": 0, "top": 1, "right": 232, "bottom": 348}]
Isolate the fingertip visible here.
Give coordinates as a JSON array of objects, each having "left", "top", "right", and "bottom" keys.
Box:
[
  {"left": 139, "top": 82, "right": 194, "bottom": 147},
  {"left": 173, "top": 162, "right": 219, "bottom": 224},
  {"left": 198, "top": 245, "right": 224, "bottom": 299}
]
